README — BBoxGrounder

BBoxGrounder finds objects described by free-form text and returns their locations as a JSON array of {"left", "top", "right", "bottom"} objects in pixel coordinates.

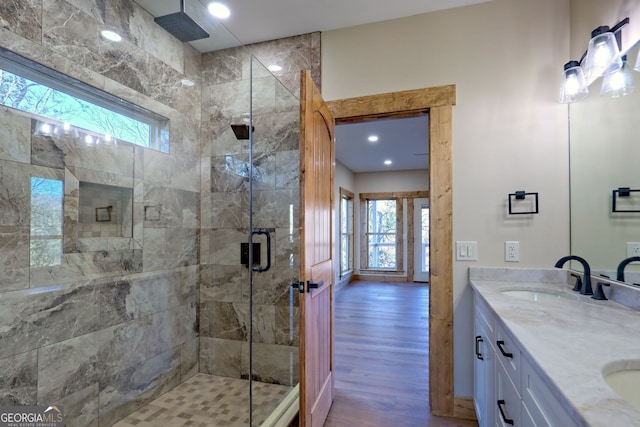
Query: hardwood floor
[{"left": 324, "top": 281, "right": 477, "bottom": 427}]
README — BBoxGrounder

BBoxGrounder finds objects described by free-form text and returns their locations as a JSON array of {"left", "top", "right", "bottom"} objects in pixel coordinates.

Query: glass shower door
[{"left": 248, "top": 54, "right": 300, "bottom": 426}]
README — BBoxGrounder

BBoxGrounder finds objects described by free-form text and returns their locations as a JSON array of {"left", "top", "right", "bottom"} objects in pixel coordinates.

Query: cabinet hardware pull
[
  {"left": 497, "top": 400, "right": 514, "bottom": 425},
  {"left": 497, "top": 340, "right": 513, "bottom": 358},
  {"left": 475, "top": 336, "right": 484, "bottom": 360}
]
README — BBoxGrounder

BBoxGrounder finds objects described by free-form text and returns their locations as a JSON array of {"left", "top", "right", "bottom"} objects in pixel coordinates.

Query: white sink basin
[
  {"left": 501, "top": 289, "right": 572, "bottom": 302},
  {"left": 603, "top": 365, "right": 640, "bottom": 409}
]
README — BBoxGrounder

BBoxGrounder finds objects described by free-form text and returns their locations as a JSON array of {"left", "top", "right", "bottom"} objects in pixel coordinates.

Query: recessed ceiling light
[
  {"left": 101, "top": 30, "right": 122, "bottom": 42},
  {"left": 268, "top": 64, "right": 282, "bottom": 72},
  {"left": 208, "top": 2, "right": 230, "bottom": 19},
  {"left": 384, "top": 160, "right": 392, "bottom": 165},
  {"left": 181, "top": 79, "right": 195, "bottom": 87},
  {"left": 368, "top": 135, "right": 379, "bottom": 142}
]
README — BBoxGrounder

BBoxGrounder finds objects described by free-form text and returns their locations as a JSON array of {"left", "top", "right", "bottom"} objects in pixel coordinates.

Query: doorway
[{"left": 327, "top": 84, "right": 459, "bottom": 417}]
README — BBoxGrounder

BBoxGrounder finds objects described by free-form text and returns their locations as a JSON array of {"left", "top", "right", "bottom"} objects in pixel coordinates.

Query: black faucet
[
  {"left": 616, "top": 256, "right": 640, "bottom": 282},
  {"left": 554, "top": 255, "right": 592, "bottom": 295}
]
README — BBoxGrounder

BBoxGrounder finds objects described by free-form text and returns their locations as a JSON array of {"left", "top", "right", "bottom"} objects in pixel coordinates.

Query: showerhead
[
  {"left": 154, "top": 0, "right": 209, "bottom": 42},
  {"left": 231, "top": 124, "right": 255, "bottom": 140},
  {"left": 155, "top": 13, "right": 209, "bottom": 42}
]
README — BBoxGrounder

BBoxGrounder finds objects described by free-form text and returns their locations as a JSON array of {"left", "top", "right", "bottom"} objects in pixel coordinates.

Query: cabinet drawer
[
  {"left": 495, "top": 320, "right": 521, "bottom": 390},
  {"left": 521, "top": 356, "right": 579, "bottom": 427},
  {"left": 496, "top": 357, "right": 520, "bottom": 427}
]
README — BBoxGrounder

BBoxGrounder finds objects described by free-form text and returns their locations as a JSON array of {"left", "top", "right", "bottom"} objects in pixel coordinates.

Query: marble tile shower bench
[{"left": 0, "top": 268, "right": 197, "bottom": 425}]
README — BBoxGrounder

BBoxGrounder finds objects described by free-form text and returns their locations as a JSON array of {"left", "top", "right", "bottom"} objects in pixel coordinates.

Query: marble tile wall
[
  {"left": 0, "top": 0, "right": 321, "bottom": 424},
  {"left": 0, "top": 1, "right": 201, "bottom": 426},
  {"left": 199, "top": 35, "right": 320, "bottom": 387}
]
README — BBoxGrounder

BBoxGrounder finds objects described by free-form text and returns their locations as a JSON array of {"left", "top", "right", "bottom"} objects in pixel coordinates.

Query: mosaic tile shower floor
[{"left": 113, "top": 374, "right": 291, "bottom": 427}]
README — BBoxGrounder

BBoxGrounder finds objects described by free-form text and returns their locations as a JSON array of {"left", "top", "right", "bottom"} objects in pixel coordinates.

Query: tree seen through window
[{"left": 366, "top": 199, "right": 397, "bottom": 269}]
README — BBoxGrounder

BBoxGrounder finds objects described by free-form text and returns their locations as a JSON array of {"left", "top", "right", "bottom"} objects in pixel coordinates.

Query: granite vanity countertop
[{"left": 469, "top": 267, "right": 640, "bottom": 427}]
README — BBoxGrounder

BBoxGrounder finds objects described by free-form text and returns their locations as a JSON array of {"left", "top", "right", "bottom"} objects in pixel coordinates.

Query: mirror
[{"left": 570, "top": 40, "right": 640, "bottom": 284}]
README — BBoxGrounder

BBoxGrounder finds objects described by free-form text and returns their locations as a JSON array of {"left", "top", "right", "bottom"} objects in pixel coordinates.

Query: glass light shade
[
  {"left": 601, "top": 57, "right": 634, "bottom": 98},
  {"left": 633, "top": 49, "right": 640, "bottom": 72},
  {"left": 583, "top": 27, "right": 622, "bottom": 81},
  {"left": 559, "top": 61, "right": 589, "bottom": 103}
]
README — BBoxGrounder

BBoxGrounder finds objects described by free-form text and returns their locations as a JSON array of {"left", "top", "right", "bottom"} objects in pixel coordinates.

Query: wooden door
[{"left": 299, "top": 70, "right": 335, "bottom": 427}]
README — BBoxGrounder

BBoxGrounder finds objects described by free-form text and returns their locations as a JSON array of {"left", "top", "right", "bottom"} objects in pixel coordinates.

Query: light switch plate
[{"left": 456, "top": 241, "right": 478, "bottom": 261}]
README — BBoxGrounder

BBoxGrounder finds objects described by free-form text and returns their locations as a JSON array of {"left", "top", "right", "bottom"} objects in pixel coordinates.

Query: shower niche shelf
[{"left": 79, "top": 181, "right": 133, "bottom": 239}]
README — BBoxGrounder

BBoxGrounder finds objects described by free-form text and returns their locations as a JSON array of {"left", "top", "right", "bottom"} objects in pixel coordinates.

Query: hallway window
[
  {"left": 364, "top": 197, "right": 399, "bottom": 270},
  {"left": 0, "top": 48, "right": 168, "bottom": 152},
  {"left": 340, "top": 188, "right": 354, "bottom": 277},
  {"left": 30, "top": 177, "right": 63, "bottom": 267}
]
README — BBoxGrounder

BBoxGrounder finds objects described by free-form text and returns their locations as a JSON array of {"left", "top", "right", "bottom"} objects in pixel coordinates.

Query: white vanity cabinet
[
  {"left": 520, "top": 356, "right": 578, "bottom": 427},
  {"left": 474, "top": 294, "right": 495, "bottom": 427},
  {"left": 473, "top": 293, "right": 579, "bottom": 427}
]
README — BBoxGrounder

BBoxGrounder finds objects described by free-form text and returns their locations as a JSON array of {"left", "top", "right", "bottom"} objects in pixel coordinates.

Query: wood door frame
[{"left": 326, "top": 84, "right": 457, "bottom": 418}]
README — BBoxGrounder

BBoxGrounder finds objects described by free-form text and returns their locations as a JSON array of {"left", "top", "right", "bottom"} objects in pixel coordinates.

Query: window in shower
[
  {"left": 0, "top": 48, "right": 168, "bottom": 152},
  {"left": 30, "top": 177, "right": 64, "bottom": 267},
  {"left": 340, "top": 187, "right": 354, "bottom": 277}
]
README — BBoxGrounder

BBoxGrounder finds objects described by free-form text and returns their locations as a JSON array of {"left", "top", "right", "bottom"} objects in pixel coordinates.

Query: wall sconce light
[
  {"left": 559, "top": 60, "right": 589, "bottom": 103},
  {"left": 559, "top": 17, "right": 631, "bottom": 103},
  {"left": 583, "top": 26, "right": 623, "bottom": 81},
  {"left": 601, "top": 55, "right": 635, "bottom": 97}
]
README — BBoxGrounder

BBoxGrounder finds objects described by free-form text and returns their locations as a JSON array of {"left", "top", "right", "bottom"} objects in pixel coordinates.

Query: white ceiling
[
  {"left": 134, "top": 0, "right": 491, "bottom": 51},
  {"left": 335, "top": 116, "right": 429, "bottom": 173},
  {"left": 133, "top": 0, "right": 487, "bottom": 172}
]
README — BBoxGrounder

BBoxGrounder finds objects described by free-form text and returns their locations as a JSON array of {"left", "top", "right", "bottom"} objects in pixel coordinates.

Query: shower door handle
[{"left": 251, "top": 229, "right": 271, "bottom": 272}]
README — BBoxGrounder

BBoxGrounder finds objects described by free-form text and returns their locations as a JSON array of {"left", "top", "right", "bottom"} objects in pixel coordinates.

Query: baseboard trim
[
  {"left": 335, "top": 273, "right": 353, "bottom": 291},
  {"left": 352, "top": 274, "right": 409, "bottom": 283},
  {"left": 453, "top": 396, "right": 477, "bottom": 421}
]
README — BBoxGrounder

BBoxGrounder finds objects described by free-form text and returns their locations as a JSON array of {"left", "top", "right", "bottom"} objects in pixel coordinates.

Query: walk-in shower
[{"left": 0, "top": 1, "right": 316, "bottom": 425}]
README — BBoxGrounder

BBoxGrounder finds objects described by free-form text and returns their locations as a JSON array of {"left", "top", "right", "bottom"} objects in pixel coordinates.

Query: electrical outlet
[
  {"left": 505, "top": 241, "right": 519, "bottom": 262},
  {"left": 627, "top": 242, "right": 640, "bottom": 258}
]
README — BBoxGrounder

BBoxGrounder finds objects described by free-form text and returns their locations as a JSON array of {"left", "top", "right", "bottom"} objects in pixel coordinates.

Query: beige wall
[{"left": 322, "top": 0, "right": 571, "bottom": 396}]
